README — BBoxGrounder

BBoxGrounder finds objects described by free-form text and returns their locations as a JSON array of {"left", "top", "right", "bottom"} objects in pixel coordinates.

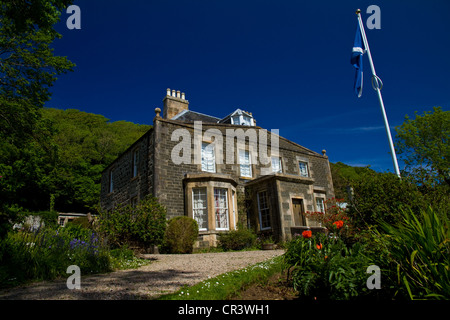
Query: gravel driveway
[{"left": 0, "top": 250, "right": 284, "bottom": 300}]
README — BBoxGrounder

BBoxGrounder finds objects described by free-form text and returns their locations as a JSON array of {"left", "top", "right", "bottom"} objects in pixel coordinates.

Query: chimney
[{"left": 163, "top": 88, "right": 189, "bottom": 119}]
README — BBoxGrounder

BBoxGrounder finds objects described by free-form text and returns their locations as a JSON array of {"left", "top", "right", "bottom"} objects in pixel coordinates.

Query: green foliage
[
  {"left": 109, "top": 247, "right": 149, "bottom": 270},
  {"left": 218, "top": 227, "right": 257, "bottom": 251},
  {"left": 0, "top": 226, "right": 111, "bottom": 288},
  {"left": 377, "top": 206, "right": 449, "bottom": 300},
  {"left": 29, "top": 210, "right": 59, "bottom": 229},
  {"left": 284, "top": 232, "right": 379, "bottom": 300},
  {"left": 0, "top": 0, "right": 75, "bottom": 237},
  {"left": 0, "top": 107, "right": 151, "bottom": 236},
  {"left": 0, "top": 0, "right": 75, "bottom": 146},
  {"left": 395, "top": 106, "right": 450, "bottom": 187},
  {"left": 40, "top": 108, "right": 151, "bottom": 212},
  {"left": 98, "top": 195, "right": 166, "bottom": 250},
  {"left": 330, "top": 162, "right": 371, "bottom": 200},
  {"left": 347, "top": 170, "right": 427, "bottom": 229},
  {"left": 0, "top": 0, "right": 73, "bottom": 33},
  {"left": 68, "top": 216, "right": 92, "bottom": 230},
  {"left": 164, "top": 216, "right": 198, "bottom": 254}
]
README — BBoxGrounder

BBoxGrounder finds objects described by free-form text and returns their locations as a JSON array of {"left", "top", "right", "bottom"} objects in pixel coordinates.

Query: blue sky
[{"left": 46, "top": 0, "right": 450, "bottom": 173}]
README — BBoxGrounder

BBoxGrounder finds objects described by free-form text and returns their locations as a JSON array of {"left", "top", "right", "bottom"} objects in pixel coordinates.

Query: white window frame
[
  {"left": 214, "top": 188, "right": 229, "bottom": 230},
  {"left": 242, "top": 116, "right": 251, "bottom": 126},
  {"left": 299, "top": 161, "right": 309, "bottom": 177},
  {"left": 239, "top": 149, "right": 252, "bottom": 178},
  {"left": 133, "top": 149, "right": 139, "bottom": 178},
  {"left": 316, "top": 197, "right": 325, "bottom": 213},
  {"left": 231, "top": 115, "right": 240, "bottom": 125},
  {"left": 193, "top": 188, "right": 208, "bottom": 231},
  {"left": 109, "top": 170, "right": 114, "bottom": 193},
  {"left": 257, "top": 191, "right": 271, "bottom": 230},
  {"left": 271, "top": 156, "right": 282, "bottom": 173},
  {"left": 201, "top": 142, "right": 216, "bottom": 173}
]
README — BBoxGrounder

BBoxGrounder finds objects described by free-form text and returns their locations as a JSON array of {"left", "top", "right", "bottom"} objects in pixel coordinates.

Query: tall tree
[
  {"left": 395, "top": 107, "right": 450, "bottom": 187},
  {"left": 0, "top": 0, "right": 74, "bottom": 144},
  {"left": 0, "top": 0, "right": 74, "bottom": 237}
]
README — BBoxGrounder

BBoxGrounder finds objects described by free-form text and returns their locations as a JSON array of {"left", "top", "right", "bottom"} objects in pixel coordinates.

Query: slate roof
[{"left": 171, "top": 110, "right": 221, "bottom": 123}]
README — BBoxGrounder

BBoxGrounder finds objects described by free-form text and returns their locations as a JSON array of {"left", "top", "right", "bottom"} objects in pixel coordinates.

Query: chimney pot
[
  {"left": 177, "top": 90, "right": 181, "bottom": 98},
  {"left": 181, "top": 92, "right": 185, "bottom": 100},
  {"left": 166, "top": 88, "right": 171, "bottom": 96},
  {"left": 171, "top": 89, "right": 176, "bottom": 97}
]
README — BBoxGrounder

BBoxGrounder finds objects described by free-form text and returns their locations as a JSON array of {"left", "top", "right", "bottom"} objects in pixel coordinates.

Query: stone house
[{"left": 100, "top": 89, "right": 335, "bottom": 247}]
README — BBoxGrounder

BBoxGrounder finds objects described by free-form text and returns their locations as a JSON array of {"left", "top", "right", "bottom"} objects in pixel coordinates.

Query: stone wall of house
[
  {"left": 100, "top": 116, "right": 335, "bottom": 243},
  {"left": 100, "top": 129, "right": 153, "bottom": 211},
  {"left": 153, "top": 118, "right": 334, "bottom": 220}
]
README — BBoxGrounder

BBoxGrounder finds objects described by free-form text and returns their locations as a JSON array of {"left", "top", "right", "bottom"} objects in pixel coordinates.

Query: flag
[{"left": 351, "top": 21, "right": 365, "bottom": 97}]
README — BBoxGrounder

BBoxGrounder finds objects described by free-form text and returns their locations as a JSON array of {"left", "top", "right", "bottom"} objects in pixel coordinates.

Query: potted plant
[{"left": 261, "top": 236, "right": 275, "bottom": 250}]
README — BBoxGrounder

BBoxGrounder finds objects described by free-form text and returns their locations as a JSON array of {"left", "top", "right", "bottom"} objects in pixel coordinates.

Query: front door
[{"left": 292, "top": 198, "right": 305, "bottom": 226}]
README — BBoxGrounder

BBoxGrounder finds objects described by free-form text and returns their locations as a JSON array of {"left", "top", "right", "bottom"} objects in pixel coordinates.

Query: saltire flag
[{"left": 351, "top": 21, "right": 365, "bottom": 97}]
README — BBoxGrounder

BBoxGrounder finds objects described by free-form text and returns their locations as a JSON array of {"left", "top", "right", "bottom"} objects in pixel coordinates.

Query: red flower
[
  {"left": 316, "top": 243, "right": 322, "bottom": 250},
  {"left": 333, "top": 220, "right": 344, "bottom": 229},
  {"left": 302, "top": 230, "right": 312, "bottom": 238}
]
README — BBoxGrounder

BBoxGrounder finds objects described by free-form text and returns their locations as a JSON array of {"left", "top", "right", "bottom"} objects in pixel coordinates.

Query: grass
[{"left": 157, "top": 255, "right": 284, "bottom": 300}]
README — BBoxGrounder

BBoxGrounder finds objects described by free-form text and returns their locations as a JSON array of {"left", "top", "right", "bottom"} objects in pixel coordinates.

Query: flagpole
[{"left": 356, "top": 9, "right": 401, "bottom": 178}]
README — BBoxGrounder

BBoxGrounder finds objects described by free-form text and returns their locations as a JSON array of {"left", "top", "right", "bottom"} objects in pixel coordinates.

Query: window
[
  {"left": 193, "top": 188, "right": 208, "bottom": 230},
  {"left": 271, "top": 156, "right": 282, "bottom": 173},
  {"left": 131, "top": 196, "right": 138, "bottom": 208},
  {"left": 132, "top": 149, "right": 139, "bottom": 178},
  {"left": 257, "top": 191, "right": 271, "bottom": 230},
  {"left": 299, "top": 161, "right": 309, "bottom": 177},
  {"left": 242, "top": 116, "right": 252, "bottom": 126},
  {"left": 231, "top": 115, "right": 251, "bottom": 126},
  {"left": 109, "top": 170, "right": 114, "bottom": 192},
  {"left": 239, "top": 149, "right": 252, "bottom": 178},
  {"left": 316, "top": 198, "right": 325, "bottom": 213},
  {"left": 214, "top": 188, "right": 229, "bottom": 230},
  {"left": 201, "top": 142, "right": 215, "bottom": 173}
]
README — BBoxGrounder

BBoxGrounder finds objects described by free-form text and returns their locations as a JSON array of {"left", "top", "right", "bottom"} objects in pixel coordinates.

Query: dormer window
[{"left": 223, "top": 109, "right": 255, "bottom": 126}]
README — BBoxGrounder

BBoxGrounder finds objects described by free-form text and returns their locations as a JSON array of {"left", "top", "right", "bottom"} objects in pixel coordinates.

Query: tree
[
  {"left": 0, "top": 0, "right": 75, "bottom": 144},
  {"left": 0, "top": 0, "right": 74, "bottom": 237},
  {"left": 347, "top": 170, "right": 427, "bottom": 229},
  {"left": 395, "top": 107, "right": 449, "bottom": 187}
]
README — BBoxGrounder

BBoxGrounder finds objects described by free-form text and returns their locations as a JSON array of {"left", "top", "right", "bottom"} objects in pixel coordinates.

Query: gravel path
[{"left": 0, "top": 250, "right": 284, "bottom": 300}]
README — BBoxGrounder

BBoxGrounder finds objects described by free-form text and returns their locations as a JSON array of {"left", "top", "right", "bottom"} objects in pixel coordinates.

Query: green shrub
[
  {"left": 98, "top": 195, "right": 166, "bottom": 249},
  {"left": 218, "top": 228, "right": 257, "bottom": 251},
  {"left": 109, "top": 247, "right": 149, "bottom": 270},
  {"left": 164, "top": 216, "right": 198, "bottom": 254},
  {"left": 378, "top": 206, "right": 450, "bottom": 300},
  {"left": 347, "top": 171, "right": 427, "bottom": 229},
  {"left": 284, "top": 233, "right": 377, "bottom": 300},
  {"left": 69, "top": 216, "right": 92, "bottom": 229},
  {"left": 0, "top": 226, "right": 112, "bottom": 288}
]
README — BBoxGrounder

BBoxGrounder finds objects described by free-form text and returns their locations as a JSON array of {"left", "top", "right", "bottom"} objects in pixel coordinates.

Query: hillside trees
[{"left": 40, "top": 108, "right": 151, "bottom": 212}]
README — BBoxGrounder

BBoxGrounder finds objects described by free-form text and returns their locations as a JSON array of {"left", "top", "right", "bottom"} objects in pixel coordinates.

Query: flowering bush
[
  {"left": 283, "top": 212, "right": 385, "bottom": 300},
  {"left": 305, "top": 198, "right": 355, "bottom": 242},
  {"left": 284, "top": 229, "right": 376, "bottom": 300},
  {"left": 0, "top": 225, "right": 111, "bottom": 288}
]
